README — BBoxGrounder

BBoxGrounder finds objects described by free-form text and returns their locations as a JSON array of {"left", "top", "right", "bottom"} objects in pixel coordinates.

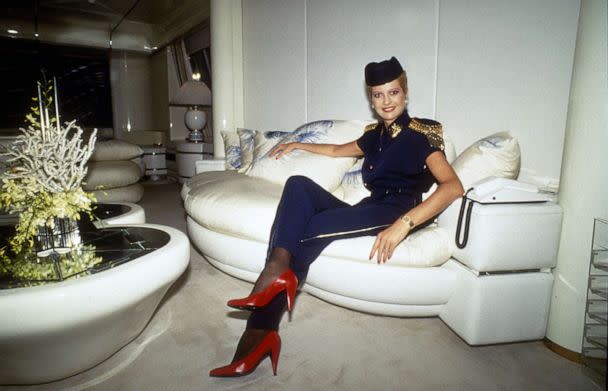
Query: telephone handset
[
  {"left": 455, "top": 177, "right": 550, "bottom": 249},
  {"left": 467, "top": 177, "right": 551, "bottom": 204}
]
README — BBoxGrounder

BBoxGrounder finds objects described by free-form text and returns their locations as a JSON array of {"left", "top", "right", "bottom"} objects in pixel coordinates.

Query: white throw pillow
[
  {"left": 221, "top": 131, "right": 242, "bottom": 170},
  {"left": 84, "top": 160, "right": 143, "bottom": 190},
  {"left": 451, "top": 131, "right": 521, "bottom": 190},
  {"left": 246, "top": 120, "right": 371, "bottom": 191},
  {"left": 90, "top": 139, "right": 143, "bottom": 162},
  {"left": 443, "top": 133, "right": 457, "bottom": 164}
]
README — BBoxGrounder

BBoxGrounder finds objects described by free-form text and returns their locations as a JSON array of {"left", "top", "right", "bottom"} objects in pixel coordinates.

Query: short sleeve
[
  {"left": 418, "top": 136, "right": 444, "bottom": 165},
  {"left": 356, "top": 129, "right": 377, "bottom": 156}
]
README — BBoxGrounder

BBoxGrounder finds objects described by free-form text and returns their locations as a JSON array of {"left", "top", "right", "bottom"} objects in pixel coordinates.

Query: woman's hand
[
  {"left": 369, "top": 219, "right": 411, "bottom": 264},
  {"left": 270, "top": 142, "right": 300, "bottom": 159}
]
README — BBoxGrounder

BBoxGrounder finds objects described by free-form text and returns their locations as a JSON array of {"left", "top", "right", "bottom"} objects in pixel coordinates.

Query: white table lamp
[{"left": 170, "top": 80, "right": 212, "bottom": 143}]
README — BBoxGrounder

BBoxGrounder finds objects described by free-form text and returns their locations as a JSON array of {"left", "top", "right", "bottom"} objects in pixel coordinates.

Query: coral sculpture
[{"left": 0, "top": 76, "right": 99, "bottom": 278}]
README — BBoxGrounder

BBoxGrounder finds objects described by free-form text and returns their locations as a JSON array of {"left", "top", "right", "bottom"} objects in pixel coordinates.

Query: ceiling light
[
  {"left": 7, "top": 29, "right": 19, "bottom": 34},
  {"left": 34, "top": 33, "right": 39, "bottom": 37}
]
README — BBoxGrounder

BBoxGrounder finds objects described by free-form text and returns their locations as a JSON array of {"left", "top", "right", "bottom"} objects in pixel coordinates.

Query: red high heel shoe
[
  {"left": 209, "top": 331, "right": 281, "bottom": 377},
  {"left": 227, "top": 269, "right": 298, "bottom": 312}
]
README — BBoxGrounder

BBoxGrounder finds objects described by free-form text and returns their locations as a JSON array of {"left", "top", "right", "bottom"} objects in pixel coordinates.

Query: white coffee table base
[{"left": 0, "top": 224, "right": 190, "bottom": 385}]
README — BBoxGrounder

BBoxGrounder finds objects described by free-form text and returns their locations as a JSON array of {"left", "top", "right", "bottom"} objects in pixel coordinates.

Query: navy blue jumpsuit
[{"left": 247, "top": 110, "right": 444, "bottom": 330}]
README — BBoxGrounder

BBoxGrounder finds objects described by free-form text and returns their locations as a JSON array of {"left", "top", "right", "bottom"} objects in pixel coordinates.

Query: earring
[{"left": 371, "top": 104, "right": 375, "bottom": 109}]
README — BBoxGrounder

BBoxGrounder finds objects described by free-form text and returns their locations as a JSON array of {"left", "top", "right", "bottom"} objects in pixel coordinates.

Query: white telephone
[{"left": 467, "top": 177, "right": 551, "bottom": 204}]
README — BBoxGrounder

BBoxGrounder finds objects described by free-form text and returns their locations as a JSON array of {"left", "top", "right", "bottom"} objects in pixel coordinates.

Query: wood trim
[{"left": 543, "top": 338, "right": 583, "bottom": 363}]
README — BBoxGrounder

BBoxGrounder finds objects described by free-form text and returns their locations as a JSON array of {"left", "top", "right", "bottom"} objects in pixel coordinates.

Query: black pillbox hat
[{"left": 364, "top": 56, "right": 404, "bottom": 86}]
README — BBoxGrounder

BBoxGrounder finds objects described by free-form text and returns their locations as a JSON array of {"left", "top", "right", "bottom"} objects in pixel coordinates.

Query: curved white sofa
[
  {"left": 183, "top": 122, "right": 563, "bottom": 346},
  {"left": 183, "top": 162, "right": 562, "bottom": 346}
]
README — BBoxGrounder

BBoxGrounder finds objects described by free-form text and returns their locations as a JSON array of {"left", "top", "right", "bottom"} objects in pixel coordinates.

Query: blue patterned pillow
[
  {"left": 238, "top": 128, "right": 290, "bottom": 173},
  {"left": 221, "top": 131, "right": 242, "bottom": 170},
  {"left": 246, "top": 120, "right": 371, "bottom": 191}
]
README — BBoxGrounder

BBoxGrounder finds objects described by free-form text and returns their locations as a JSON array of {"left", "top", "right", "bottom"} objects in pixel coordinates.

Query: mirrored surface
[{"left": 0, "top": 209, "right": 169, "bottom": 289}]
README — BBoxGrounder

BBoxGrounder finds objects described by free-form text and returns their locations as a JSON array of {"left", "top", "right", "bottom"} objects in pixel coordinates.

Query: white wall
[
  {"left": 242, "top": 0, "right": 307, "bottom": 130},
  {"left": 306, "top": 0, "right": 437, "bottom": 121},
  {"left": 241, "top": 0, "right": 580, "bottom": 186},
  {"left": 436, "top": 0, "right": 579, "bottom": 185},
  {"left": 546, "top": 0, "right": 608, "bottom": 353}
]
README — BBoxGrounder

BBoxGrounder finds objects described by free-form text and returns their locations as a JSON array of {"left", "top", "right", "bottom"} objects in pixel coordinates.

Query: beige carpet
[{"left": 4, "top": 182, "right": 602, "bottom": 391}]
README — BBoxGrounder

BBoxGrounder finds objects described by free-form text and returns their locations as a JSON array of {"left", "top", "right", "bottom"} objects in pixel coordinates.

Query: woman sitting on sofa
[{"left": 210, "top": 56, "right": 464, "bottom": 377}]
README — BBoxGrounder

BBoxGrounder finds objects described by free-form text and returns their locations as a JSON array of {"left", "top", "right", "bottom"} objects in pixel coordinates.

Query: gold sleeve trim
[
  {"left": 364, "top": 122, "right": 378, "bottom": 132},
  {"left": 409, "top": 118, "right": 445, "bottom": 151}
]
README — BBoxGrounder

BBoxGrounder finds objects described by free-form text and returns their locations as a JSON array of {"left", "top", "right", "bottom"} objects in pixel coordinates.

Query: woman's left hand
[{"left": 369, "top": 220, "right": 411, "bottom": 264}]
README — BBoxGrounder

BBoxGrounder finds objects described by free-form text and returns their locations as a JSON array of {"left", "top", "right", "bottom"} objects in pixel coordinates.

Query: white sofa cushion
[
  {"left": 451, "top": 132, "right": 520, "bottom": 190},
  {"left": 246, "top": 120, "right": 372, "bottom": 191},
  {"left": 84, "top": 160, "right": 142, "bottom": 190},
  {"left": 185, "top": 172, "right": 282, "bottom": 242},
  {"left": 184, "top": 172, "right": 452, "bottom": 267},
  {"left": 90, "top": 139, "right": 143, "bottom": 162}
]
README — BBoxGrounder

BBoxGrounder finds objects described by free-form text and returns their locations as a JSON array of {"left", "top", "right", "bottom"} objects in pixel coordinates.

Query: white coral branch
[{"left": 1, "top": 120, "right": 97, "bottom": 193}]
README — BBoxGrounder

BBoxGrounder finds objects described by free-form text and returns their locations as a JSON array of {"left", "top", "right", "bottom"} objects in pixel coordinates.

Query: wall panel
[
  {"left": 242, "top": 0, "right": 307, "bottom": 130},
  {"left": 306, "top": 0, "right": 437, "bottom": 121},
  {"left": 436, "top": 0, "right": 580, "bottom": 183}
]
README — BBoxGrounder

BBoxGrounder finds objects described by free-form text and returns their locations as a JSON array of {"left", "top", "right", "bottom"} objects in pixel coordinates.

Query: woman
[{"left": 209, "top": 56, "right": 464, "bottom": 377}]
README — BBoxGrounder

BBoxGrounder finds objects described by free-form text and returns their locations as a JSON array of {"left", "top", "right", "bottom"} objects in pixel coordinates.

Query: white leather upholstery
[{"left": 184, "top": 172, "right": 452, "bottom": 267}]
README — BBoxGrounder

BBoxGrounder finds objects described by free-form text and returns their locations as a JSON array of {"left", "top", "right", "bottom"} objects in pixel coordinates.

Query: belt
[{"left": 370, "top": 187, "right": 417, "bottom": 197}]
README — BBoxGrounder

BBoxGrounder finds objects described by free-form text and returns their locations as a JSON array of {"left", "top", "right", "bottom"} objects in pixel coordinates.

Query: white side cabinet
[{"left": 175, "top": 141, "right": 213, "bottom": 184}]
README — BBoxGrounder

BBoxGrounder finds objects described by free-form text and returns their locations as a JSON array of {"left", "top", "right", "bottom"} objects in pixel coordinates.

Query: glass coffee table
[{"left": 0, "top": 204, "right": 190, "bottom": 385}]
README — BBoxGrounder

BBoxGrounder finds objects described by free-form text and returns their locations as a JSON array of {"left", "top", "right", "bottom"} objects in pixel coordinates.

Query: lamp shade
[{"left": 170, "top": 80, "right": 212, "bottom": 107}]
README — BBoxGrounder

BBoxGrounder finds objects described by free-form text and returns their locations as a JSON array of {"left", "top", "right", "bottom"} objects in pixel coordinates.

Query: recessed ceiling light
[{"left": 7, "top": 29, "right": 19, "bottom": 34}]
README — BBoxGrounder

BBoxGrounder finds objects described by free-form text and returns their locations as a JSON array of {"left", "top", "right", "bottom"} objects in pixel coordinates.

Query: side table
[
  {"left": 141, "top": 145, "right": 167, "bottom": 181},
  {"left": 176, "top": 141, "right": 213, "bottom": 184}
]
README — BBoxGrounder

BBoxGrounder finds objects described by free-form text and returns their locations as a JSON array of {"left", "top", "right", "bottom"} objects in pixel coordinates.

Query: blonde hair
[{"left": 367, "top": 71, "right": 408, "bottom": 98}]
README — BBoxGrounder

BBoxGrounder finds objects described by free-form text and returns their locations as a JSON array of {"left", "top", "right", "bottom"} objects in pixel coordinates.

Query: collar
[{"left": 383, "top": 110, "right": 411, "bottom": 138}]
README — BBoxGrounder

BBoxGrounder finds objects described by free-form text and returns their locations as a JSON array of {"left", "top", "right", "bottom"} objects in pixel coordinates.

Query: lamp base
[{"left": 187, "top": 130, "right": 204, "bottom": 143}]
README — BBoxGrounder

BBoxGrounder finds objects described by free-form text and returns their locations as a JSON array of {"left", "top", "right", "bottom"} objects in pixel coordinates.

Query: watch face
[{"left": 401, "top": 215, "right": 414, "bottom": 228}]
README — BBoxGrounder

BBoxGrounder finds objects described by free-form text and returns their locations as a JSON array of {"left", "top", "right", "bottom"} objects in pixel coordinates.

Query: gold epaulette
[
  {"left": 364, "top": 122, "right": 378, "bottom": 132},
  {"left": 409, "top": 118, "right": 444, "bottom": 151}
]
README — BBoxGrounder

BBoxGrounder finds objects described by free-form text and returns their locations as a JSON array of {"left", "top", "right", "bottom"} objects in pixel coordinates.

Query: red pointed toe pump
[
  {"left": 227, "top": 269, "right": 298, "bottom": 312},
  {"left": 209, "top": 331, "right": 281, "bottom": 377}
]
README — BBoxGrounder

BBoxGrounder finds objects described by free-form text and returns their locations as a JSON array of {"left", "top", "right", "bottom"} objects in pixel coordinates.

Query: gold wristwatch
[{"left": 399, "top": 215, "right": 415, "bottom": 229}]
